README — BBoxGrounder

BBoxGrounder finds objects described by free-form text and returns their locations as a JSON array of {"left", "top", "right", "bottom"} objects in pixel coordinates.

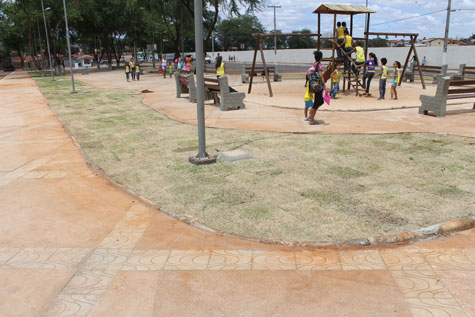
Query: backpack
[{"left": 308, "top": 62, "right": 323, "bottom": 93}]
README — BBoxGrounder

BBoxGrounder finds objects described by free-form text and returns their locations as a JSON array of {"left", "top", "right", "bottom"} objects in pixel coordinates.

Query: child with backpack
[{"left": 306, "top": 50, "right": 325, "bottom": 125}]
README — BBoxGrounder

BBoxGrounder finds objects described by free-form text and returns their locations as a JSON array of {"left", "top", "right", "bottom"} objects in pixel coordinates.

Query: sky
[{"left": 232, "top": 0, "right": 475, "bottom": 40}]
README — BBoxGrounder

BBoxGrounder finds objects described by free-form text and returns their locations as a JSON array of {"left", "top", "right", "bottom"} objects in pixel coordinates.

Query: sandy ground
[{"left": 77, "top": 70, "right": 475, "bottom": 137}]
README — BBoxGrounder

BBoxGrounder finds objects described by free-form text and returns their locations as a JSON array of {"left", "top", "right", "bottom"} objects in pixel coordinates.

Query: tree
[
  {"left": 216, "top": 15, "right": 265, "bottom": 50},
  {"left": 263, "top": 30, "right": 288, "bottom": 50},
  {"left": 287, "top": 29, "right": 317, "bottom": 49},
  {"left": 368, "top": 37, "right": 388, "bottom": 47},
  {"left": 0, "top": 1, "right": 28, "bottom": 66}
]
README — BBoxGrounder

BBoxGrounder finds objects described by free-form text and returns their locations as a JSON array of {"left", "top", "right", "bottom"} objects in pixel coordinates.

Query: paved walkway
[{"left": 1, "top": 71, "right": 475, "bottom": 316}]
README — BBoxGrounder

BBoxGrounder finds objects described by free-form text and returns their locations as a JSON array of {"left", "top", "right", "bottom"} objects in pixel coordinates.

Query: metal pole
[
  {"left": 267, "top": 5, "right": 281, "bottom": 66},
  {"left": 442, "top": 0, "right": 452, "bottom": 66},
  {"left": 41, "top": 0, "right": 55, "bottom": 81},
  {"left": 36, "top": 17, "right": 45, "bottom": 77},
  {"left": 189, "top": 0, "right": 215, "bottom": 165},
  {"left": 62, "top": 0, "right": 76, "bottom": 93},
  {"left": 152, "top": 26, "right": 156, "bottom": 69}
]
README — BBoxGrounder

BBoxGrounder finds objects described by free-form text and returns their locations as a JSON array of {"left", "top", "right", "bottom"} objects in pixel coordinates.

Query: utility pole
[
  {"left": 189, "top": 0, "right": 216, "bottom": 165},
  {"left": 442, "top": 0, "right": 453, "bottom": 66},
  {"left": 41, "top": 0, "right": 54, "bottom": 81},
  {"left": 62, "top": 0, "right": 76, "bottom": 93},
  {"left": 267, "top": 4, "right": 281, "bottom": 65}
]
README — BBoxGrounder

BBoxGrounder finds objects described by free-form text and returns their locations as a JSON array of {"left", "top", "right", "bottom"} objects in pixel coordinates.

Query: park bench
[
  {"left": 204, "top": 76, "right": 245, "bottom": 111},
  {"left": 175, "top": 72, "right": 197, "bottom": 102},
  {"left": 241, "top": 65, "right": 281, "bottom": 83},
  {"left": 419, "top": 65, "right": 448, "bottom": 83},
  {"left": 419, "top": 76, "right": 475, "bottom": 117},
  {"left": 459, "top": 65, "right": 475, "bottom": 80}
]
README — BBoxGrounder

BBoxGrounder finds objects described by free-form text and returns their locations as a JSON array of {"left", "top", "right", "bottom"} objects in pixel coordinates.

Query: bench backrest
[
  {"left": 448, "top": 79, "right": 475, "bottom": 95},
  {"left": 244, "top": 66, "right": 275, "bottom": 73},
  {"left": 463, "top": 66, "right": 475, "bottom": 76},
  {"left": 204, "top": 77, "right": 220, "bottom": 91},
  {"left": 433, "top": 76, "right": 452, "bottom": 98}
]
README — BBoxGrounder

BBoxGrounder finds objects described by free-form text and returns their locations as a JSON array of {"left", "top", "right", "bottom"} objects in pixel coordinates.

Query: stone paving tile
[
  {"left": 338, "top": 250, "right": 387, "bottom": 270},
  {"left": 121, "top": 249, "right": 170, "bottom": 271},
  {"left": 380, "top": 249, "right": 433, "bottom": 272},
  {"left": 208, "top": 250, "right": 253, "bottom": 270},
  {"left": 295, "top": 250, "right": 342, "bottom": 271},
  {"left": 390, "top": 270, "right": 453, "bottom": 299},
  {"left": 6, "top": 248, "right": 56, "bottom": 268},
  {"left": 461, "top": 248, "right": 475, "bottom": 265},
  {"left": 252, "top": 250, "right": 296, "bottom": 270},
  {"left": 45, "top": 294, "right": 98, "bottom": 317},
  {"left": 163, "top": 250, "right": 211, "bottom": 270},
  {"left": 61, "top": 270, "right": 116, "bottom": 295},
  {"left": 44, "top": 248, "right": 91, "bottom": 269},
  {"left": 406, "top": 298, "right": 466, "bottom": 317},
  {"left": 81, "top": 248, "right": 132, "bottom": 271},
  {"left": 437, "top": 270, "right": 475, "bottom": 316},
  {"left": 0, "top": 247, "right": 21, "bottom": 264},
  {"left": 419, "top": 248, "right": 475, "bottom": 271}
]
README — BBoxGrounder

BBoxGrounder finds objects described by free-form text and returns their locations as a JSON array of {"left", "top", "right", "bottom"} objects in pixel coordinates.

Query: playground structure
[{"left": 248, "top": 4, "right": 426, "bottom": 97}]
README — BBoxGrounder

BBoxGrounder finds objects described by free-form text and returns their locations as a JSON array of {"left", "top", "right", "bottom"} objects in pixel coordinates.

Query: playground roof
[{"left": 313, "top": 4, "right": 375, "bottom": 15}]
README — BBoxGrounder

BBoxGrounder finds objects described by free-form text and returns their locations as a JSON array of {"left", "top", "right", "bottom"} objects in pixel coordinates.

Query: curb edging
[{"left": 34, "top": 74, "right": 475, "bottom": 249}]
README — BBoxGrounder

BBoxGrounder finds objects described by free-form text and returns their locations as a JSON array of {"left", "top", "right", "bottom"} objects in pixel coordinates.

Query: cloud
[{"left": 230, "top": 0, "right": 474, "bottom": 39}]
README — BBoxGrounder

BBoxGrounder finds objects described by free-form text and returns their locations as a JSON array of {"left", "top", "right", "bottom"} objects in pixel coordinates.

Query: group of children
[
  {"left": 160, "top": 55, "right": 193, "bottom": 78},
  {"left": 304, "top": 48, "right": 402, "bottom": 124},
  {"left": 124, "top": 58, "right": 141, "bottom": 82}
]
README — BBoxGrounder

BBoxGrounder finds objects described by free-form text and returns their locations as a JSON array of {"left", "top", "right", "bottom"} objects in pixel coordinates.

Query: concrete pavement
[{"left": 1, "top": 71, "right": 475, "bottom": 316}]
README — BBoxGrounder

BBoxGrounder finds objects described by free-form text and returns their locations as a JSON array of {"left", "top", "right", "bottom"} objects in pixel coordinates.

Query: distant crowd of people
[{"left": 124, "top": 58, "right": 140, "bottom": 82}]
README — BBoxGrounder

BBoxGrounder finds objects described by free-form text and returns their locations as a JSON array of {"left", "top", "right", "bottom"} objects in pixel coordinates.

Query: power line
[{"left": 369, "top": 9, "right": 446, "bottom": 27}]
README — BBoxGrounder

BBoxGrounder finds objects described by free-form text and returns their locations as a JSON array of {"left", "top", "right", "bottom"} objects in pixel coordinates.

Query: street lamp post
[
  {"left": 36, "top": 17, "right": 45, "bottom": 77},
  {"left": 41, "top": 0, "right": 55, "bottom": 81},
  {"left": 62, "top": 0, "right": 76, "bottom": 93},
  {"left": 189, "top": 0, "right": 216, "bottom": 165},
  {"left": 442, "top": 0, "right": 453, "bottom": 66},
  {"left": 268, "top": 5, "right": 281, "bottom": 66}
]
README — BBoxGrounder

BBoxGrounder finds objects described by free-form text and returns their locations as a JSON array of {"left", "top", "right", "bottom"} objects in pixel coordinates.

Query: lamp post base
[{"left": 188, "top": 154, "right": 217, "bottom": 165}]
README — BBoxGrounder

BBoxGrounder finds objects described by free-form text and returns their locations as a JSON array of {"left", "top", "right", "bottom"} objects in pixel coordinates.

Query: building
[{"left": 426, "top": 38, "right": 467, "bottom": 47}]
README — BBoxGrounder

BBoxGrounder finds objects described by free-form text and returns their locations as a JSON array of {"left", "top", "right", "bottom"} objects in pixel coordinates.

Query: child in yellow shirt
[
  {"left": 304, "top": 74, "right": 314, "bottom": 121},
  {"left": 377, "top": 57, "right": 388, "bottom": 100},
  {"left": 330, "top": 65, "right": 341, "bottom": 99}
]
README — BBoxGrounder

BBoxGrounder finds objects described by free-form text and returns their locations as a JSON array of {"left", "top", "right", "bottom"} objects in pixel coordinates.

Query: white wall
[{"left": 203, "top": 46, "right": 475, "bottom": 68}]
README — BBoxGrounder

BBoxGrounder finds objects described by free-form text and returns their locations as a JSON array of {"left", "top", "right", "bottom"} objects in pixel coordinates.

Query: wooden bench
[
  {"left": 204, "top": 76, "right": 245, "bottom": 111},
  {"left": 419, "top": 76, "right": 475, "bottom": 117},
  {"left": 459, "top": 65, "right": 475, "bottom": 80},
  {"left": 419, "top": 65, "right": 448, "bottom": 83},
  {"left": 241, "top": 65, "right": 281, "bottom": 83},
  {"left": 175, "top": 72, "right": 197, "bottom": 102},
  {"left": 447, "top": 64, "right": 465, "bottom": 80}
]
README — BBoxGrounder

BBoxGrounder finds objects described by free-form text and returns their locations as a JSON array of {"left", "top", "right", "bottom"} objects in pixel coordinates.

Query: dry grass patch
[{"left": 34, "top": 74, "right": 475, "bottom": 242}]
